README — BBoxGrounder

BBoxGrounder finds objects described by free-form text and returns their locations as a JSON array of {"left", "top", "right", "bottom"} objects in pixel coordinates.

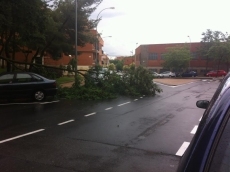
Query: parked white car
[
  {"left": 160, "top": 71, "right": 176, "bottom": 77},
  {"left": 152, "top": 72, "right": 164, "bottom": 78}
]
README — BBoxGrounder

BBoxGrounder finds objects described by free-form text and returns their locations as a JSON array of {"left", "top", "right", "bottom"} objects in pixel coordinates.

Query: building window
[
  {"left": 149, "top": 53, "right": 158, "bottom": 60},
  {"left": 160, "top": 53, "right": 166, "bottom": 60},
  {"left": 191, "top": 52, "right": 198, "bottom": 60}
]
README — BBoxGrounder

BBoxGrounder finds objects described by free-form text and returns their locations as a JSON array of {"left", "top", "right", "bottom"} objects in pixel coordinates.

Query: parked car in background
[
  {"left": 0, "top": 72, "right": 57, "bottom": 101},
  {"left": 160, "top": 71, "right": 175, "bottom": 77},
  {"left": 177, "top": 72, "right": 230, "bottom": 172},
  {"left": 152, "top": 72, "right": 164, "bottom": 78},
  {"left": 206, "top": 70, "right": 227, "bottom": 77},
  {"left": 181, "top": 71, "right": 197, "bottom": 77}
]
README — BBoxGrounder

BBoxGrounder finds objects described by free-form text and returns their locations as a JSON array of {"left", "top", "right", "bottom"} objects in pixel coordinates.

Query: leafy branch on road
[{"left": 58, "top": 65, "right": 163, "bottom": 100}]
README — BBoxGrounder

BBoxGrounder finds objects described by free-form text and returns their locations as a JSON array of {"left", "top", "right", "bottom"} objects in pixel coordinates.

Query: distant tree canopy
[
  {"left": 109, "top": 59, "right": 124, "bottom": 71},
  {"left": 198, "top": 29, "right": 230, "bottom": 71},
  {"left": 162, "top": 46, "right": 191, "bottom": 72},
  {"left": 0, "top": 0, "right": 102, "bottom": 72},
  {"left": 108, "top": 63, "right": 116, "bottom": 71}
]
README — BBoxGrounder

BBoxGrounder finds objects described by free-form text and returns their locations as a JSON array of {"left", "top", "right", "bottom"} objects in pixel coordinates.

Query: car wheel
[{"left": 34, "top": 90, "right": 45, "bottom": 101}]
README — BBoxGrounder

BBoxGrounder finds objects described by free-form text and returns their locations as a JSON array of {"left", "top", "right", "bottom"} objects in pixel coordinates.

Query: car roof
[
  {"left": 0, "top": 72, "right": 50, "bottom": 80},
  {"left": 1, "top": 71, "right": 36, "bottom": 75},
  {"left": 177, "top": 71, "right": 230, "bottom": 171}
]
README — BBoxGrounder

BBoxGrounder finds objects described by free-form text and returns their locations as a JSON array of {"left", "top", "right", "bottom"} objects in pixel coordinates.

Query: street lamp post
[
  {"left": 188, "top": 36, "right": 191, "bottom": 70},
  {"left": 95, "top": 7, "right": 115, "bottom": 65},
  {"left": 75, "top": 0, "right": 78, "bottom": 85}
]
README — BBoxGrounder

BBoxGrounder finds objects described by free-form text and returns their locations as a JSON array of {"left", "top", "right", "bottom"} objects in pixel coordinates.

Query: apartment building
[{"left": 0, "top": 30, "right": 109, "bottom": 71}]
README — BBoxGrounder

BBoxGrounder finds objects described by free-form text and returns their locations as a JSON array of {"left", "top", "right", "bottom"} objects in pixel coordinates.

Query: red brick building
[
  {"left": 115, "top": 56, "right": 135, "bottom": 66},
  {"left": 0, "top": 30, "right": 109, "bottom": 72},
  {"left": 44, "top": 30, "right": 107, "bottom": 71},
  {"left": 135, "top": 42, "right": 228, "bottom": 74}
]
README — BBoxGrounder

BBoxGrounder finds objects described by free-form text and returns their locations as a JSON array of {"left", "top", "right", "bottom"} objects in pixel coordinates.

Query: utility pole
[{"left": 75, "top": 0, "right": 78, "bottom": 85}]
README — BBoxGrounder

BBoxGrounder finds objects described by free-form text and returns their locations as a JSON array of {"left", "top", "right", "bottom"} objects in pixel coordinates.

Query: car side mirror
[{"left": 196, "top": 100, "right": 210, "bottom": 109}]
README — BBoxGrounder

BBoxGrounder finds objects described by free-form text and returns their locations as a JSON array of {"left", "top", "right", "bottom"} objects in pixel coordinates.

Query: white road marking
[
  {"left": 190, "top": 125, "right": 198, "bottom": 134},
  {"left": 58, "top": 119, "right": 75, "bottom": 125},
  {"left": 0, "top": 129, "right": 45, "bottom": 144},
  {"left": 176, "top": 142, "right": 190, "bottom": 156},
  {"left": 40, "top": 100, "right": 60, "bottom": 104},
  {"left": 118, "top": 102, "right": 130, "bottom": 106},
  {"left": 199, "top": 116, "right": 202, "bottom": 121},
  {"left": 105, "top": 107, "right": 113, "bottom": 110},
  {"left": 134, "top": 99, "right": 138, "bottom": 101},
  {"left": 85, "top": 112, "right": 96, "bottom": 117},
  {"left": 202, "top": 80, "right": 207, "bottom": 82},
  {"left": 140, "top": 97, "right": 143, "bottom": 98}
]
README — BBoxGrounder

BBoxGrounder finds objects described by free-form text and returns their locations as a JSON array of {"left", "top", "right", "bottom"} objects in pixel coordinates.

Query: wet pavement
[{"left": 0, "top": 79, "right": 220, "bottom": 172}]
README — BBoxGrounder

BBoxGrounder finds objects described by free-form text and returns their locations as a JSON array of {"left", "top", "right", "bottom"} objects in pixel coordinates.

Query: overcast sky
[{"left": 90, "top": 0, "right": 230, "bottom": 58}]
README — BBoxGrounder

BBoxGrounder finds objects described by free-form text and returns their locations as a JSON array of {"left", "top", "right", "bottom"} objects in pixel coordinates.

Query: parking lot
[{"left": 153, "top": 78, "right": 198, "bottom": 86}]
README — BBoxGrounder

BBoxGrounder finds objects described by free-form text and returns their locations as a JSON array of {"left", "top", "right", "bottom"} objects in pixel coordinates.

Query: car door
[
  {"left": 212, "top": 71, "right": 218, "bottom": 77},
  {"left": 13, "top": 73, "right": 35, "bottom": 98},
  {"left": 204, "top": 106, "right": 230, "bottom": 172},
  {"left": 190, "top": 71, "right": 196, "bottom": 77},
  {"left": 182, "top": 72, "right": 189, "bottom": 77},
  {"left": 217, "top": 70, "right": 225, "bottom": 77},
  {"left": 0, "top": 73, "right": 15, "bottom": 99}
]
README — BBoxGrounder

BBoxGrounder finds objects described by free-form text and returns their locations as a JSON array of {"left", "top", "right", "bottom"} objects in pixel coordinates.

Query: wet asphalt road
[{"left": 0, "top": 79, "right": 220, "bottom": 172}]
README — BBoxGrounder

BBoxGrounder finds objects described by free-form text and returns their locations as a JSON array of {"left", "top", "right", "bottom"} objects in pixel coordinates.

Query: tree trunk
[
  {"left": 4, "top": 32, "right": 13, "bottom": 72},
  {"left": 25, "top": 53, "right": 29, "bottom": 71},
  {"left": 29, "top": 48, "right": 40, "bottom": 71},
  {"left": 12, "top": 33, "right": 16, "bottom": 71},
  {"left": 205, "top": 57, "right": 209, "bottom": 72},
  {"left": 1, "top": 59, "right": 4, "bottom": 68}
]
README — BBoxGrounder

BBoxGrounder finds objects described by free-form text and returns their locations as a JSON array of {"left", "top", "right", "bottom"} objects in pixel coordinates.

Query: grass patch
[{"left": 56, "top": 76, "right": 75, "bottom": 85}]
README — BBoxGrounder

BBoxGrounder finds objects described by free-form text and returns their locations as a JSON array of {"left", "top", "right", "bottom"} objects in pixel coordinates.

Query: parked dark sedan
[
  {"left": 0, "top": 72, "right": 57, "bottom": 101},
  {"left": 177, "top": 72, "right": 230, "bottom": 172},
  {"left": 181, "top": 71, "right": 197, "bottom": 77}
]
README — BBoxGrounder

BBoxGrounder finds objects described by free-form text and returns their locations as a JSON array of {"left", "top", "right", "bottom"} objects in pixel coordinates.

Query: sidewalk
[
  {"left": 60, "top": 82, "right": 74, "bottom": 88},
  {"left": 154, "top": 77, "right": 222, "bottom": 86}
]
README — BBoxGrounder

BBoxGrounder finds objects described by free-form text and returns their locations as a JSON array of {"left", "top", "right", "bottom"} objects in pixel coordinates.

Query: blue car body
[
  {"left": 177, "top": 72, "right": 230, "bottom": 171},
  {"left": 181, "top": 71, "right": 197, "bottom": 77}
]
